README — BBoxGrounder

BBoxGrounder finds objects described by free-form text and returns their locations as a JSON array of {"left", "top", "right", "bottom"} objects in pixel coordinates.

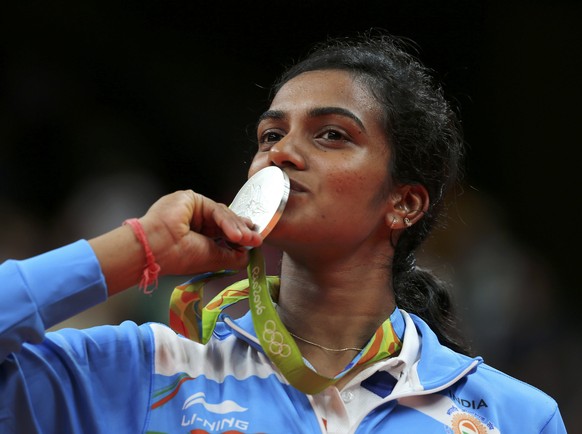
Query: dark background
[{"left": 1, "top": 1, "right": 580, "bottom": 430}]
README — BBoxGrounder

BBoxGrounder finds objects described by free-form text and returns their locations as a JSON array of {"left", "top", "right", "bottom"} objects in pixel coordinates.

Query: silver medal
[{"left": 229, "top": 166, "right": 290, "bottom": 239}]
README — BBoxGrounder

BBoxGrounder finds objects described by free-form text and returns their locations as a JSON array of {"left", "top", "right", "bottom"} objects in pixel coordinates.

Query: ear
[{"left": 385, "top": 183, "right": 430, "bottom": 230}]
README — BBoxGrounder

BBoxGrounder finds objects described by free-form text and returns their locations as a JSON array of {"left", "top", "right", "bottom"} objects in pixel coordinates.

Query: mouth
[{"left": 288, "top": 178, "right": 308, "bottom": 193}]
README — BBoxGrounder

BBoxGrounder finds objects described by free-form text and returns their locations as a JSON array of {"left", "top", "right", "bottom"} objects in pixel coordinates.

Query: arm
[
  {"left": 0, "top": 189, "right": 262, "bottom": 432},
  {"left": 0, "top": 189, "right": 262, "bottom": 360}
]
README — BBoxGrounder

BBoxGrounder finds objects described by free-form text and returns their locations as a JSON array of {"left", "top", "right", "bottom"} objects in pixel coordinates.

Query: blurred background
[{"left": 1, "top": 0, "right": 580, "bottom": 430}]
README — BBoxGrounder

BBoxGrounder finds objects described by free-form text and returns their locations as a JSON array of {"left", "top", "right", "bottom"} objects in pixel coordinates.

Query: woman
[{"left": 0, "top": 32, "right": 566, "bottom": 433}]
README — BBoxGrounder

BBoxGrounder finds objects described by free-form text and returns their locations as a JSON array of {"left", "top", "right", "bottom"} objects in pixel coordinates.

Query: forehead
[{"left": 270, "top": 70, "right": 382, "bottom": 116}]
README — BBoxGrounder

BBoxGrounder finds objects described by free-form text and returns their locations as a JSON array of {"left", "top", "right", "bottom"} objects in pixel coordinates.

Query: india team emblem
[{"left": 452, "top": 413, "right": 488, "bottom": 434}]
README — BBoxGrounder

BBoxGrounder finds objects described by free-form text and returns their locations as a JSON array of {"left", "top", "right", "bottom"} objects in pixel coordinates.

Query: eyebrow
[{"left": 257, "top": 106, "right": 366, "bottom": 131}]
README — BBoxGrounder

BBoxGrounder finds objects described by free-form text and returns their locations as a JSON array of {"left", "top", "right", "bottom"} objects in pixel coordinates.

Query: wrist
[
  {"left": 89, "top": 225, "right": 144, "bottom": 296},
  {"left": 123, "top": 218, "right": 161, "bottom": 293}
]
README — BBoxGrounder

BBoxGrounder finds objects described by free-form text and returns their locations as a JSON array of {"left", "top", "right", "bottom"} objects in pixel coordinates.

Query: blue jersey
[{"left": 0, "top": 241, "right": 567, "bottom": 433}]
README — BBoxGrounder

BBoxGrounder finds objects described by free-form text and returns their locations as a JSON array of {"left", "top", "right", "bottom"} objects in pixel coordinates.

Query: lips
[{"left": 288, "top": 178, "right": 308, "bottom": 193}]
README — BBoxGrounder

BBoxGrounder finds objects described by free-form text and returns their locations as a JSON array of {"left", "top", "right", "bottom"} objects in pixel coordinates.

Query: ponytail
[{"left": 393, "top": 256, "right": 471, "bottom": 356}]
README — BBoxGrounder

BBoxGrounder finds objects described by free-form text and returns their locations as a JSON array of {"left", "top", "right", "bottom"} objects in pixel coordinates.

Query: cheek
[
  {"left": 248, "top": 154, "right": 268, "bottom": 178},
  {"left": 330, "top": 166, "right": 390, "bottom": 209},
  {"left": 330, "top": 170, "right": 372, "bottom": 196}
]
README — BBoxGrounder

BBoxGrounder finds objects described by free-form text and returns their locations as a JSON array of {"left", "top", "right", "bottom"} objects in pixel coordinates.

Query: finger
[
  {"left": 191, "top": 233, "right": 251, "bottom": 271},
  {"left": 210, "top": 204, "right": 262, "bottom": 248}
]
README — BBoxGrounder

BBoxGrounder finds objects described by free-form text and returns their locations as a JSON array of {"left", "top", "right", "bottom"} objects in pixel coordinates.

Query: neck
[{"left": 276, "top": 251, "right": 396, "bottom": 353}]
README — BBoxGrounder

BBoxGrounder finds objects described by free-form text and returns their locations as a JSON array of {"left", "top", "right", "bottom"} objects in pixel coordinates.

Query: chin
[{"left": 263, "top": 227, "right": 299, "bottom": 253}]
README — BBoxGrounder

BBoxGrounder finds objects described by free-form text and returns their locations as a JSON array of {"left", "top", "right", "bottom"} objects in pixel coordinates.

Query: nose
[{"left": 268, "top": 135, "right": 306, "bottom": 170}]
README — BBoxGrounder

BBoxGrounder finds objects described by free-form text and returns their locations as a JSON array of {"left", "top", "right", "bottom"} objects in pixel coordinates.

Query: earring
[{"left": 404, "top": 217, "right": 411, "bottom": 227}]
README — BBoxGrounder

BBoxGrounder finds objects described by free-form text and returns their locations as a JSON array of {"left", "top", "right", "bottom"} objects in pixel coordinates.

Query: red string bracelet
[{"left": 123, "top": 218, "right": 161, "bottom": 294}]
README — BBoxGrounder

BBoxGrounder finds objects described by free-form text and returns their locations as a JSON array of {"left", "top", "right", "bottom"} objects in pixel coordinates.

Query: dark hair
[{"left": 270, "top": 30, "right": 470, "bottom": 355}]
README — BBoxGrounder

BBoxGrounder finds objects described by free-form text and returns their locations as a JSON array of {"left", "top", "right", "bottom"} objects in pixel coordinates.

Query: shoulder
[
  {"left": 472, "top": 362, "right": 559, "bottom": 408},
  {"left": 455, "top": 362, "right": 566, "bottom": 433},
  {"left": 408, "top": 313, "right": 561, "bottom": 416}
]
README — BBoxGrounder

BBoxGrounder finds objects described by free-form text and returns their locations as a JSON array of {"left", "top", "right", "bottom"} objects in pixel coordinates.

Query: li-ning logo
[
  {"left": 181, "top": 392, "right": 249, "bottom": 431},
  {"left": 250, "top": 266, "right": 265, "bottom": 315},
  {"left": 183, "top": 392, "right": 247, "bottom": 414},
  {"left": 262, "top": 319, "right": 291, "bottom": 357}
]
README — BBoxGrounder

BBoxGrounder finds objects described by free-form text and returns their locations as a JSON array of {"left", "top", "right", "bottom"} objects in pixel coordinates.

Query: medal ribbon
[{"left": 169, "top": 248, "right": 402, "bottom": 394}]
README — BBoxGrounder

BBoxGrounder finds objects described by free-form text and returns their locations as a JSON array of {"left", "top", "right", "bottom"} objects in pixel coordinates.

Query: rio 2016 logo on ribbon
[
  {"left": 250, "top": 266, "right": 265, "bottom": 315},
  {"left": 262, "top": 320, "right": 291, "bottom": 357}
]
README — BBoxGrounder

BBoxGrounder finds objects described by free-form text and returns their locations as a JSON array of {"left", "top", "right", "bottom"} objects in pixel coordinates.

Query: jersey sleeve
[{"left": 0, "top": 239, "right": 107, "bottom": 363}]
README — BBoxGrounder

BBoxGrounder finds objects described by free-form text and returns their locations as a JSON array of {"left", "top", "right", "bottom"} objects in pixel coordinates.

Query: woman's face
[{"left": 249, "top": 69, "right": 396, "bottom": 257}]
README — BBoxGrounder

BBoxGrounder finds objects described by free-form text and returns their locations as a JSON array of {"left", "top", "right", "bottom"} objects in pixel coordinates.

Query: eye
[
  {"left": 321, "top": 129, "right": 345, "bottom": 141},
  {"left": 317, "top": 128, "right": 351, "bottom": 147},
  {"left": 258, "top": 130, "right": 284, "bottom": 151}
]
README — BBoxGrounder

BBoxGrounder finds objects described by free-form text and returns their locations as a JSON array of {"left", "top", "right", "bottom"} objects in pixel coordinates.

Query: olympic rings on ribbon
[{"left": 262, "top": 320, "right": 291, "bottom": 358}]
